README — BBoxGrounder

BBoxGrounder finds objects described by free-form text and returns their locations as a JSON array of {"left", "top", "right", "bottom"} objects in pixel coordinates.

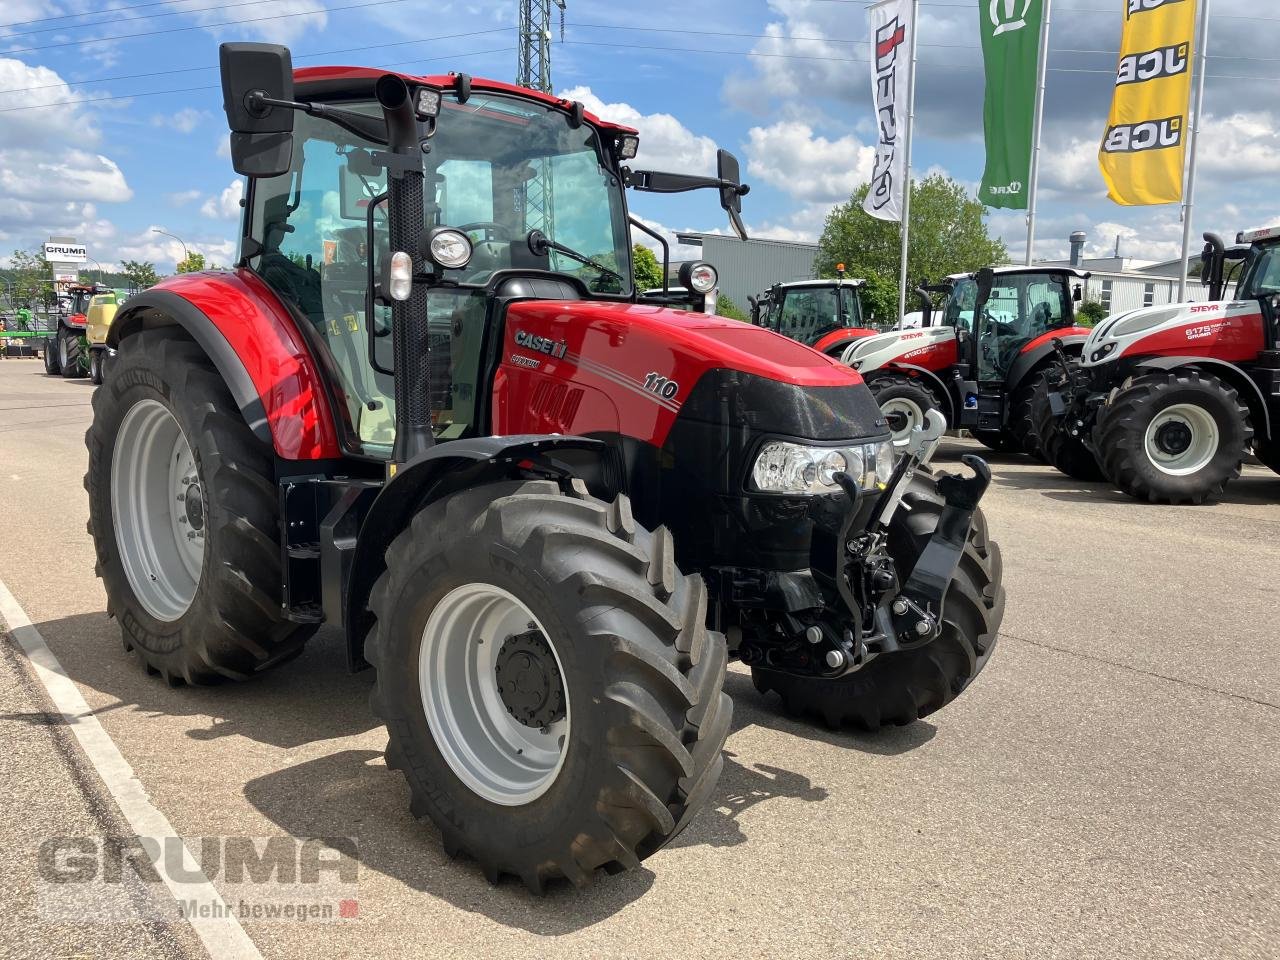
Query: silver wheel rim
[
  {"left": 1144, "top": 402, "right": 1219, "bottom": 476},
  {"left": 881, "top": 396, "right": 925, "bottom": 446},
  {"left": 110, "top": 399, "right": 205, "bottom": 621},
  {"left": 58, "top": 335, "right": 68, "bottom": 368},
  {"left": 419, "top": 583, "right": 570, "bottom": 805}
]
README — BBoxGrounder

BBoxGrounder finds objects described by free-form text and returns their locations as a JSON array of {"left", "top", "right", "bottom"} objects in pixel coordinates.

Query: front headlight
[{"left": 750, "top": 440, "right": 895, "bottom": 494}]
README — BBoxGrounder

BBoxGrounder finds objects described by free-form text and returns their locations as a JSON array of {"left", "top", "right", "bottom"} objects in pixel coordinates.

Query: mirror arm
[
  {"left": 245, "top": 91, "right": 388, "bottom": 144},
  {"left": 626, "top": 169, "right": 747, "bottom": 196},
  {"left": 628, "top": 217, "right": 670, "bottom": 295}
]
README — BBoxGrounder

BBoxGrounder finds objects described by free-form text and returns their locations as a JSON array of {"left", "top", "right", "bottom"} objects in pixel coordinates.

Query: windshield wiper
[{"left": 526, "top": 229, "right": 624, "bottom": 285}]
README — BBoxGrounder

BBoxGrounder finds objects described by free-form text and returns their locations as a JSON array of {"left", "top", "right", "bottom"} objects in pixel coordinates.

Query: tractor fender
[
  {"left": 866, "top": 363, "right": 956, "bottom": 424},
  {"left": 107, "top": 273, "right": 341, "bottom": 460},
  {"left": 1007, "top": 333, "right": 1086, "bottom": 393},
  {"left": 342, "top": 434, "right": 622, "bottom": 669},
  {"left": 813, "top": 327, "right": 878, "bottom": 356},
  {"left": 1129, "top": 355, "right": 1271, "bottom": 439}
]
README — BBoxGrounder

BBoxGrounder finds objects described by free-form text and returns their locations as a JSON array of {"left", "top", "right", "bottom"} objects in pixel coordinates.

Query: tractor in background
[
  {"left": 749, "top": 266, "right": 880, "bottom": 357},
  {"left": 1032, "top": 228, "right": 1280, "bottom": 503},
  {"left": 840, "top": 266, "right": 1092, "bottom": 450},
  {"left": 44, "top": 282, "right": 111, "bottom": 378},
  {"left": 85, "top": 289, "right": 121, "bottom": 384},
  {"left": 85, "top": 43, "right": 1004, "bottom": 892}
]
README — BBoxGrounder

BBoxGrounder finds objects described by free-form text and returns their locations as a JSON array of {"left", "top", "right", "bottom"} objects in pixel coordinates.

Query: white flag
[{"left": 864, "top": 0, "right": 914, "bottom": 222}]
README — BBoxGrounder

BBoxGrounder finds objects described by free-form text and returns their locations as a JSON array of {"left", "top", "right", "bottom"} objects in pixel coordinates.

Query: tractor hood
[
  {"left": 495, "top": 299, "right": 887, "bottom": 448},
  {"left": 1081, "top": 299, "right": 1266, "bottom": 367}
]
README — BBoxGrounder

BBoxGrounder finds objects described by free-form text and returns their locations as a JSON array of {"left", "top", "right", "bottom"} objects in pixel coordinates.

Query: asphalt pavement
[{"left": 1, "top": 357, "right": 1276, "bottom": 960}]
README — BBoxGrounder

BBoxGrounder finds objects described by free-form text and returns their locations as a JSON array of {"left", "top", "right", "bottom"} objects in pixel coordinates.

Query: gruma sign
[{"left": 43, "top": 242, "right": 88, "bottom": 263}]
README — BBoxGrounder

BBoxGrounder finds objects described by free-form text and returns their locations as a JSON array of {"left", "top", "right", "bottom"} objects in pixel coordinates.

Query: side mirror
[
  {"left": 974, "top": 267, "right": 995, "bottom": 308},
  {"left": 717, "top": 149, "right": 750, "bottom": 241},
  {"left": 219, "top": 42, "right": 295, "bottom": 178},
  {"left": 1073, "top": 284, "right": 1083, "bottom": 302}
]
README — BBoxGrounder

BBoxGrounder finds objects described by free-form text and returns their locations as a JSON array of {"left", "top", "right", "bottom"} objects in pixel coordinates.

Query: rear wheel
[
  {"left": 59, "top": 328, "right": 87, "bottom": 378},
  {"left": 1096, "top": 370, "right": 1252, "bottom": 504},
  {"left": 86, "top": 328, "right": 313, "bottom": 683},
  {"left": 89, "top": 349, "right": 104, "bottom": 385},
  {"left": 1006, "top": 378, "right": 1042, "bottom": 458},
  {"left": 366, "top": 481, "right": 731, "bottom": 891},
  {"left": 868, "top": 372, "right": 941, "bottom": 446},
  {"left": 1029, "top": 366, "right": 1106, "bottom": 481},
  {"left": 752, "top": 469, "right": 1004, "bottom": 730},
  {"left": 43, "top": 338, "right": 61, "bottom": 375}
]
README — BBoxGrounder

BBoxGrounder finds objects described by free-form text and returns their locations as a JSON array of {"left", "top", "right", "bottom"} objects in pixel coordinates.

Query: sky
[{"left": 0, "top": 0, "right": 1277, "bottom": 274}]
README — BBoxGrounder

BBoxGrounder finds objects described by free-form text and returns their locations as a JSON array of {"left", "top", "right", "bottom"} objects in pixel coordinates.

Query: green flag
[{"left": 979, "top": 0, "right": 1045, "bottom": 210}]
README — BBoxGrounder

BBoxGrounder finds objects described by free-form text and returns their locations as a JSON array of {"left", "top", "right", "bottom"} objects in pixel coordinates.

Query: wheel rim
[
  {"left": 110, "top": 399, "right": 205, "bottom": 621},
  {"left": 419, "top": 583, "right": 570, "bottom": 806},
  {"left": 1144, "top": 402, "right": 1219, "bottom": 476},
  {"left": 58, "top": 335, "right": 68, "bottom": 368},
  {"left": 881, "top": 396, "right": 925, "bottom": 446}
]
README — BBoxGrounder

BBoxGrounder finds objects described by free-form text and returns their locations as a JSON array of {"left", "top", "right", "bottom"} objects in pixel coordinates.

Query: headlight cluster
[
  {"left": 1089, "top": 341, "right": 1117, "bottom": 363},
  {"left": 750, "top": 440, "right": 895, "bottom": 495}
]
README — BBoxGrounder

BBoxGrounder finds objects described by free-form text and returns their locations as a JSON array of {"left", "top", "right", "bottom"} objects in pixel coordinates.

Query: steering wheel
[{"left": 457, "top": 221, "right": 511, "bottom": 243}]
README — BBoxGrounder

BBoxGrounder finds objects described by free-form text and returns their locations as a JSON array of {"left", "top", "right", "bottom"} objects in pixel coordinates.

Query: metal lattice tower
[{"left": 517, "top": 0, "right": 565, "bottom": 236}]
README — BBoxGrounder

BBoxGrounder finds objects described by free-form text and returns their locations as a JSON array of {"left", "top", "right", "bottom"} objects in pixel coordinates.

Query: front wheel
[
  {"left": 59, "top": 328, "right": 87, "bottom": 378},
  {"left": 88, "top": 349, "right": 104, "bottom": 385},
  {"left": 868, "top": 372, "right": 942, "bottom": 446},
  {"left": 43, "top": 337, "right": 61, "bottom": 375},
  {"left": 1096, "top": 370, "right": 1252, "bottom": 504},
  {"left": 752, "top": 469, "right": 1004, "bottom": 730},
  {"left": 1029, "top": 366, "right": 1106, "bottom": 482},
  {"left": 366, "top": 481, "right": 731, "bottom": 891}
]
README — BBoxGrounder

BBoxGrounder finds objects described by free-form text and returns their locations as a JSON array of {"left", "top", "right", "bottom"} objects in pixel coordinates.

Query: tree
[
  {"left": 121, "top": 260, "right": 160, "bottom": 291},
  {"left": 632, "top": 243, "right": 664, "bottom": 291},
  {"left": 817, "top": 175, "right": 1008, "bottom": 321},
  {"left": 715, "top": 294, "right": 748, "bottom": 321},
  {"left": 1077, "top": 299, "right": 1108, "bottom": 326},
  {"left": 175, "top": 252, "right": 206, "bottom": 273},
  {"left": 7, "top": 247, "right": 54, "bottom": 308}
]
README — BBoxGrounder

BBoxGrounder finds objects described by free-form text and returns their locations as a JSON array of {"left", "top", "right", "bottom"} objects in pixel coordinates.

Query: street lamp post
[
  {"left": 86, "top": 256, "right": 104, "bottom": 285},
  {"left": 152, "top": 229, "right": 190, "bottom": 267}
]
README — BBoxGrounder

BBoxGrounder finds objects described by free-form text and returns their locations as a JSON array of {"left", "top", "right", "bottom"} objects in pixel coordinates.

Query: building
[
  {"left": 1034, "top": 230, "right": 1212, "bottom": 313},
  {"left": 674, "top": 233, "right": 819, "bottom": 314}
]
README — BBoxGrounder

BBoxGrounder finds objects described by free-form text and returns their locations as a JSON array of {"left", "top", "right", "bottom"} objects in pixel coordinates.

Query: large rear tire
[
  {"left": 43, "top": 338, "right": 61, "bottom": 375},
  {"left": 1096, "top": 370, "right": 1252, "bottom": 504},
  {"left": 868, "top": 372, "right": 942, "bottom": 446},
  {"left": 86, "top": 328, "right": 313, "bottom": 684},
  {"left": 366, "top": 481, "right": 731, "bottom": 891},
  {"left": 1029, "top": 366, "right": 1107, "bottom": 482},
  {"left": 59, "top": 328, "right": 87, "bottom": 378},
  {"left": 752, "top": 469, "right": 1004, "bottom": 730},
  {"left": 1006, "top": 378, "right": 1041, "bottom": 458}
]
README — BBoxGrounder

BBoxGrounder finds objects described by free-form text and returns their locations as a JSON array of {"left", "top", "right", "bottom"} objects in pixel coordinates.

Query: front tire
[
  {"left": 1096, "top": 370, "right": 1252, "bottom": 504},
  {"left": 59, "top": 328, "right": 86, "bottom": 378},
  {"left": 89, "top": 349, "right": 104, "bottom": 385},
  {"left": 366, "top": 481, "right": 731, "bottom": 891},
  {"left": 868, "top": 372, "right": 942, "bottom": 446},
  {"left": 1029, "top": 366, "right": 1106, "bottom": 482},
  {"left": 86, "top": 328, "right": 313, "bottom": 683},
  {"left": 752, "top": 469, "right": 1004, "bottom": 730},
  {"left": 43, "top": 337, "right": 61, "bottom": 375}
]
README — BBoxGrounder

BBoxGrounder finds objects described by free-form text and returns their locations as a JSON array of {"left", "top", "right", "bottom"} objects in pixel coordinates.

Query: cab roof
[
  {"left": 774, "top": 278, "right": 867, "bottom": 290},
  {"left": 946, "top": 266, "right": 1091, "bottom": 282},
  {"left": 293, "top": 66, "right": 638, "bottom": 135}
]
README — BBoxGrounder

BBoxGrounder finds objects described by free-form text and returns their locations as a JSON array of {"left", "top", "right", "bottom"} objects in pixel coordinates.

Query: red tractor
[
  {"left": 1032, "top": 229, "right": 1280, "bottom": 503},
  {"left": 839, "top": 267, "right": 1092, "bottom": 450},
  {"left": 748, "top": 267, "right": 880, "bottom": 358},
  {"left": 86, "top": 43, "right": 1004, "bottom": 891}
]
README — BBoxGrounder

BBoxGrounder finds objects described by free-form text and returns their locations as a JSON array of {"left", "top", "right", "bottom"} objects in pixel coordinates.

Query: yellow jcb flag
[{"left": 1098, "top": 0, "right": 1197, "bottom": 206}]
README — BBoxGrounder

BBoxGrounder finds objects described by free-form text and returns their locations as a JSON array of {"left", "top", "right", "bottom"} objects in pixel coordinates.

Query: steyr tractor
[
  {"left": 44, "top": 282, "right": 106, "bottom": 377},
  {"left": 749, "top": 267, "right": 880, "bottom": 357},
  {"left": 1032, "top": 229, "right": 1280, "bottom": 503},
  {"left": 839, "top": 266, "right": 1092, "bottom": 450},
  {"left": 86, "top": 43, "right": 1005, "bottom": 891}
]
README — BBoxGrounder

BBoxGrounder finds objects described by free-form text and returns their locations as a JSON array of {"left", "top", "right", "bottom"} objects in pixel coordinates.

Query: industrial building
[{"left": 674, "top": 233, "right": 819, "bottom": 315}]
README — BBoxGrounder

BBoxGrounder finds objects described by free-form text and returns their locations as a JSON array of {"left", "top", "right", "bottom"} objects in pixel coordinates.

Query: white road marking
[{"left": 0, "top": 575, "right": 263, "bottom": 960}]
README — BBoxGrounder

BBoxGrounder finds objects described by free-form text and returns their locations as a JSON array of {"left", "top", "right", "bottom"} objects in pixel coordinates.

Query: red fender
[{"left": 812, "top": 327, "right": 880, "bottom": 355}]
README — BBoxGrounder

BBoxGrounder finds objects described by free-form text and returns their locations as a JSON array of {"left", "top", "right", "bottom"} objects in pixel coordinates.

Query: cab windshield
[
  {"left": 944, "top": 273, "right": 1073, "bottom": 381},
  {"left": 764, "top": 286, "right": 864, "bottom": 344},
  {"left": 1239, "top": 242, "right": 1280, "bottom": 299}
]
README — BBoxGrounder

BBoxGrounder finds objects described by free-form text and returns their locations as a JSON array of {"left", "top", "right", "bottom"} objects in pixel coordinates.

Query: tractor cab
[{"left": 752, "top": 268, "right": 878, "bottom": 357}]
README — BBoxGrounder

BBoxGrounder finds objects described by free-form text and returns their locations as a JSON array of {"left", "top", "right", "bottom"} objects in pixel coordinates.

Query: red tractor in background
[
  {"left": 1033, "top": 228, "right": 1280, "bottom": 503},
  {"left": 85, "top": 43, "right": 1004, "bottom": 891},
  {"left": 839, "top": 266, "right": 1092, "bottom": 451},
  {"left": 748, "top": 266, "right": 880, "bottom": 358}
]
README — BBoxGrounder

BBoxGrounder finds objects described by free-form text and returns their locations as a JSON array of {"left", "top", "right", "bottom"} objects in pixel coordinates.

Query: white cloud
[
  {"left": 165, "top": 0, "right": 329, "bottom": 43},
  {"left": 745, "top": 121, "right": 874, "bottom": 205},
  {"left": 200, "top": 180, "right": 244, "bottom": 219},
  {"left": 152, "top": 107, "right": 207, "bottom": 134},
  {"left": 559, "top": 86, "right": 718, "bottom": 174},
  {"left": 168, "top": 189, "right": 203, "bottom": 206}
]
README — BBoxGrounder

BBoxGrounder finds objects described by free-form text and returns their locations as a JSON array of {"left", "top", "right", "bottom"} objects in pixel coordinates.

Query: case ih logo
[
  {"left": 1127, "top": 0, "right": 1185, "bottom": 17},
  {"left": 1116, "top": 44, "right": 1189, "bottom": 86},
  {"left": 1102, "top": 116, "right": 1183, "bottom": 153},
  {"left": 867, "top": 17, "right": 907, "bottom": 213},
  {"left": 514, "top": 330, "right": 568, "bottom": 359}
]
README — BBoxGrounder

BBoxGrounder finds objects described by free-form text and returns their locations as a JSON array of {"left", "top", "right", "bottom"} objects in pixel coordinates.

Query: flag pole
[
  {"left": 896, "top": 0, "right": 921, "bottom": 327},
  {"left": 1178, "top": 0, "right": 1211, "bottom": 301},
  {"left": 1024, "top": 0, "right": 1052, "bottom": 266}
]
